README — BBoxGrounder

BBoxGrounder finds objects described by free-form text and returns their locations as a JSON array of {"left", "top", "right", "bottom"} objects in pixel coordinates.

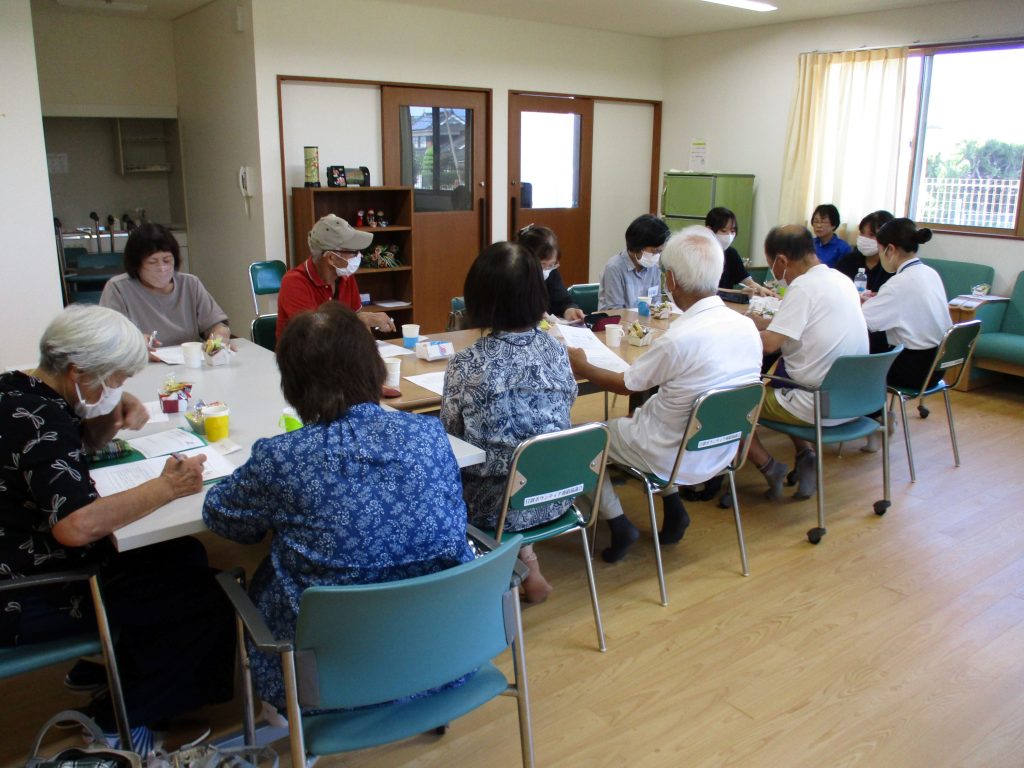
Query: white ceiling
[{"left": 35, "top": 0, "right": 950, "bottom": 37}]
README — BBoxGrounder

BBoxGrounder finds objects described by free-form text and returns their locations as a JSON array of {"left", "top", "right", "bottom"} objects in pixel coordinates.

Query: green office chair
[
  {"left": 250, "top": 314, "right": 277, "bottom": 351},
  {"left": 567, "top": 283, "right": 600, "bottom": 314},
  {"left": 217, "top": 536, "right": 534, "bottom": 768},
  {"left": 610, "top": 382, "right": 766, "bottom": 606},
  {"left": 888, "top": 320, "right": 982, "bottom": 482},
  {"left": 248, "top": 260, "right": 286, "bottom": 315},
  {"left": 759, "top": 346, "right": 902, "bottom": 545},
  {"left": 0, "top": 568, "right": 134, "bottom": 750},
  {"left": 486, "top": 422, "right": 611, "bottom": 651}
]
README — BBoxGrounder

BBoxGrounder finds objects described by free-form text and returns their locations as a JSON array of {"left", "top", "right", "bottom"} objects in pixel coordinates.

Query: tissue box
[{"left": 415, "top": 340, "right": 455, "bottom": 360}]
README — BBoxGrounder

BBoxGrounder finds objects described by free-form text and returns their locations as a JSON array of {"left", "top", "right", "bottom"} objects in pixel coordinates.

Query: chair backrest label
[
  {"left": 524, "top": 483, "right": 584, "bottom": 506},
  {"left": 697, "top": 431, "right": 742, "bottom": 449},
  {"left": 940, "top": 358, "right": 964, "bottom": 369}
]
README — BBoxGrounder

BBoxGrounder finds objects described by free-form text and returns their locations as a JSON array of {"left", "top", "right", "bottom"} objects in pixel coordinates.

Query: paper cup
[
  {"left": 402, "top": 324, "right": 421, "bottom": 349},
  {"left": 384, "top": 358, "right": 402, "bottom": 388},
  {"left": 204, "top": 405, "right": 230, "bottom": 442},
  {"left": 279, "top": 406, "right": 303, "bottom": 432},
  {"left": 605, "top": 325, "right": 624, "bottom": 347},
  {"left": 182, "top": 341, "right": 203, "bottom": 369}
]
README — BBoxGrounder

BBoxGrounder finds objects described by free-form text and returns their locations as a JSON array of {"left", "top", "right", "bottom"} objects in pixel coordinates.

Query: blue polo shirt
[{"left": 814, "top": 235, "right": 852, "bottom": 268}]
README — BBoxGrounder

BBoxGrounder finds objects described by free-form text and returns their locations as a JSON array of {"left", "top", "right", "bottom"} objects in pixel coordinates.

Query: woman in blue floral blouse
[
  {"left": 441, "top": 242, "right": 578, "bottom": 603},
  {"left": 203, "top": 302, "right": 474, "bottom": 714}
]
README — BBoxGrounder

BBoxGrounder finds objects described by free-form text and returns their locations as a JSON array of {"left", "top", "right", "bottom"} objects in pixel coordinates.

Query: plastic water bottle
[{"left": 854, "top": 267, "right": 867, "bottom": 294}]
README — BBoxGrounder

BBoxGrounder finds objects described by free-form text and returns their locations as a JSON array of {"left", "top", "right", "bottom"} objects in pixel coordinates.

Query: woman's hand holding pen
[{"left": 161, "top": 452, "right": 207, "bottom": 498}]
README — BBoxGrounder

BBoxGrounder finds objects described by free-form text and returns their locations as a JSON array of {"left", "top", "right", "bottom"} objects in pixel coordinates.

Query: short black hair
[
  {"left": 705, "top": 207, "right": 737, "bottom": 234},
  {"left": 812, "top": 204, "right": 841, "bottom": 229},
  {"left": 464, "top": 241, "right": 547, "bottom": 332},
  {"left": 764, "top": 225, "right": 816, "bottom": 263},
  {"left": 858, "top": 210, "right": 895, "bottom": 237},
  {"left": 276, "top": 302, "right": 384, "bottom": 424},
  {"left": 625, "top": 214, "right": 671, "bottom": 253},
  {"left": 517, "top": 225, "right": 559, "bottom": 264},
  {"left": 123, "top": 222, "right": 180, "bottom": 279},
  {"left": 876, "top": 218, "right": 933, "bottom": 253}
]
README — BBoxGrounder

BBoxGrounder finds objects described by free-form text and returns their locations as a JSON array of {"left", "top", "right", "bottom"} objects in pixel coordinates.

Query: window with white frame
[{"left": 903, "top": 43, "right": 1024, "bottom": 237}]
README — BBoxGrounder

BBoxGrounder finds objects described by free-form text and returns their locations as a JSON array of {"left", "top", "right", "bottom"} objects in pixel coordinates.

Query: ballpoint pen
[{"left": 148, "top": 330, "right": 159, "bottom": 350}]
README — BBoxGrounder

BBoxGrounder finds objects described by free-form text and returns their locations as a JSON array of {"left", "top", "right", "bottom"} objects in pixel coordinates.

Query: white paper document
[
  {"left": 152, "top": 346, "right": 185, "bottom": 365},
  {"left": 127, "top": 428, "right": 206, "bottom": 459},
  {"left": 91, "top": 446, "right": 235, "bottom": 497},
  {"left": 377, "top": 341, "right": 414, "bottom": 358},
  {"left": 558, "top": 325, "right": 632, "bottom": 374},
  {"left": 404, "top": 371, "right": 446, "bottom": 395},
  {"left": 143, "top": 401, "right": 169, "bottom": 423},
  {"left": 374, "top": 300, "right": 412, "bottom": 308}
]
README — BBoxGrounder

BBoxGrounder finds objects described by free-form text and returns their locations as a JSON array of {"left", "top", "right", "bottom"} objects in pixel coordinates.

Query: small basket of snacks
[
  {"left": 158, "top": 376, "right": 192, "bottom": 413},
  {"left": 184, "top": 400, "right": 227, "bottom": 436},
  {"left": 204, "top": 337, "right": 233, "bottom": 366},
  {"left": 626, "top": 321, "right": 653, "bottom": 347},
  {"left": 652, "top": 300, "right": 673, "bottom": 320}
]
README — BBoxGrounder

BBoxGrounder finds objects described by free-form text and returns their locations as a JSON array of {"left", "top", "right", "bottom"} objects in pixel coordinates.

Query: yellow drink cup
[{"left": 204, "top": 405, "right": 230, "bottom": 442}]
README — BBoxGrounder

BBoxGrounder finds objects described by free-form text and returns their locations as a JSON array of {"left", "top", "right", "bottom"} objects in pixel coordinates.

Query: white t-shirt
[
  {"left": 616, "top": 296, "right": 762, "bottom": 484},
  {"left": 768, "top": 263, "right": 868, "bottom": 424},
  {"left": 862, "top": 258, "right": 950, "bottom": 349}
]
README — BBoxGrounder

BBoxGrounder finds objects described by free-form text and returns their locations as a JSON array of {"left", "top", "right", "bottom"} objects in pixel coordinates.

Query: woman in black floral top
[{"left": 0, "top": 304, "right": 234, "bottom": 748}]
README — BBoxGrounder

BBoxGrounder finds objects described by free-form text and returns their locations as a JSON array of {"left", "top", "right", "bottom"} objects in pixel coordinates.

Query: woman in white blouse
[{"left": 861, "top": 218, "right": 951, "bottom": 389}]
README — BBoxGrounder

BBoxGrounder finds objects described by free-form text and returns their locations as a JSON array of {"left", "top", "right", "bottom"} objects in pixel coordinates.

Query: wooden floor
[{"left": 4, "top": 379, "right": 1024, "bottom": 766}]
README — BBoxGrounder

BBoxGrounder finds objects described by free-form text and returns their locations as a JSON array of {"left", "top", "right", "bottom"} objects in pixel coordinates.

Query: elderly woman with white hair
[
  {"left": 0, "top": 304, "right": 236, "bottom": 750},
  {"left": 568, "top": 226, "right": 763, "bottom": 562},
  {"left": 276, "top": 213, "right": 396, "bottom": 339}
]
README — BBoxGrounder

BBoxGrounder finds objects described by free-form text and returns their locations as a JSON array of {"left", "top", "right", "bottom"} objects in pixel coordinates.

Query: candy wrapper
[{"left": 158, "top": 375, "right": 192, "bottom": 413}]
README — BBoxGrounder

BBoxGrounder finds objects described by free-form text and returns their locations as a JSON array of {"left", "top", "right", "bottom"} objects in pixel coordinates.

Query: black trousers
[
  {"left": 17, "top": 537, "right": 236, "bottom": 730},
  {"left": 870, "top": 332, "right": 941, "bottom": 390}
]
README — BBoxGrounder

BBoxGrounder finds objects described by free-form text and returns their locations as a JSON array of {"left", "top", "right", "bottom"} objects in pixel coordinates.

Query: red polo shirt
[{"left": 276, "top": 257, "right": 362, "bottom": 339}]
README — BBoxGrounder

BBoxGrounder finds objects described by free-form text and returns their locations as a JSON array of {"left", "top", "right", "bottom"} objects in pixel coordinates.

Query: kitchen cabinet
[
  {"left": 662, "top": 172, "right": 755, "bottom": 262},
  {"left": 115, "top": 118, "right": 175, "bottom": 174},
  {"left": 292, "top": 187, "right": 415, "bottom": 329}
]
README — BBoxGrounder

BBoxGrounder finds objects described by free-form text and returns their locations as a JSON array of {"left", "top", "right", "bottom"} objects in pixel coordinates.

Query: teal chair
[
  {"left": 217, "top": 536, "right": 535, "bottom": 767},
  {"left": 0, "top": 568, "right": 134, "bottom": 750},
  {"left": 888, "top": 321, "right": 981, "bottom": 482},
  {"left": 611, "top": 382, "right": 766, "bottom": 606},
  {"left": 567, "top": 283, "right": 599, "bottom": 314},
  {"left": 250, "top": 314, "right": 277, "bottom": 351},
  {"left": 487, "top": 422, "right": 611, "bottom": 651},
  {"left": 759, "top": 346, "right": 902, "bottom": 545},
  {"left": 249, "top": 260, "right": 286, "bottom": 314}
]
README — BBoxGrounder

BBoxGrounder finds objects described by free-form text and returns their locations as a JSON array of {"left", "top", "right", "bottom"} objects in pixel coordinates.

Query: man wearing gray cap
[{"left": 277, "top": 214, "right": 397, "bottom": 340}]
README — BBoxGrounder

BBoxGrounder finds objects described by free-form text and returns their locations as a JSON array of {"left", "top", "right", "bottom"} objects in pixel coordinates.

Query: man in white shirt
[
  {"left": 746, "top": 225, "right": 869, "bottom": 500},
  {"left": 569, "top": 226, "right": 762, "bottom": 563}
]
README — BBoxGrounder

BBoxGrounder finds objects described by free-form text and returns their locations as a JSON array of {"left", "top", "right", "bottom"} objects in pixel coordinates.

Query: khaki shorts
[{"left": 759, "top": 389, "right": 813, "bottom": 426}]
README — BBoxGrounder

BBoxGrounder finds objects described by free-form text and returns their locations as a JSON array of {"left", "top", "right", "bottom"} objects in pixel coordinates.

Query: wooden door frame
[
  {"left": 508, "top": 89, "right": 663, "bottom": 218},
  {"left": 276, "top": 75, "right": 493, "bottom": 265}
]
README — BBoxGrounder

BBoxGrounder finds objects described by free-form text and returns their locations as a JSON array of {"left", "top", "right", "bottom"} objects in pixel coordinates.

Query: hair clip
[{"left": 517, "top": 223, "right": 535, "bottom": 236}]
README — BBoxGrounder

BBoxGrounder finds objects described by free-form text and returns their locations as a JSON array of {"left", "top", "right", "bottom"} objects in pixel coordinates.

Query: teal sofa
[
  {"left": 972, "top": 270, "right": 1024, "bottom": 379},
  {"left": 921, "top": 258, "right": 995, "bottom": 301}
]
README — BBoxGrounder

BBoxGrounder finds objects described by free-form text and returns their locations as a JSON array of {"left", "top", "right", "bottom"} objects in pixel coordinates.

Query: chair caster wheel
[
  {"left": 873, "top": 500, "right": 891, "bottom": 516},
  {"left": 918, "top": 405, "right": 929, "bottom": 419},
  {"left": 807, "top": 527, "right": 826, "bottom": 544},
  {"left": 434, "top": 725, "right": 449, "bottom": 735}
]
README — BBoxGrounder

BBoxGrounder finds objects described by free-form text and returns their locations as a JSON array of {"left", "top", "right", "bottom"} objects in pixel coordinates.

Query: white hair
[
  {"left": 39, "top": 304, "right": 148, "bottom": 381},
  {"left": 660, "top": 226, "right": 724, "bottom": 295}
]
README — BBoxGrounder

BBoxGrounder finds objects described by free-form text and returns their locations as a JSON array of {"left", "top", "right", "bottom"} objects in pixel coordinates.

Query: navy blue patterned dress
[
  {"left": 441, "top": 330, "right": 578, "bottom": 532},
  {"left": 203, "top": 402, "right": 474, "bottom": 709}
]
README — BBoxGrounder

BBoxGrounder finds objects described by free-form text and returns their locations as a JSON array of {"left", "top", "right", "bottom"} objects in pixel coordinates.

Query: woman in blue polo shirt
[{"left": 810, "top": 203, "right": 852, "bottom": 267}]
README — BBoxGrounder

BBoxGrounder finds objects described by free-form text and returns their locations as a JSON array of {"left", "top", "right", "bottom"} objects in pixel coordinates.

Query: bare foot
[{"left": 520, "top": 548, "right": 554, "bottom": 603}]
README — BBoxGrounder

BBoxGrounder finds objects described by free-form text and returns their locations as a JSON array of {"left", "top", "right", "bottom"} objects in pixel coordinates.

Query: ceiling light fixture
[
  {"left": 700, "top": 0, "right": 777, "bottom": 11},
  {"left": 55, "top": 0, "right": 149, "bottom": 12}
]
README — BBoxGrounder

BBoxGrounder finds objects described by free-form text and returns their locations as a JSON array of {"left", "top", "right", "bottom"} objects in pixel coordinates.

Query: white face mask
[
  {"left": 856, "top": 235, "right": 879, "bottom": 257},
  {"left": 638, "top": 251, "right": 660, "bottom": 269},
  {"left": 74, "top": 380, "right": 123, "bottom": 419},
  {"left": 715, "top": 232, "right": 736, "bottom": 250},
  {"left": 333, "top": 253, "right": 361, "bottom": 277},
  {"left": 542, "top": 267, "right": 555, "bottom": 280}
]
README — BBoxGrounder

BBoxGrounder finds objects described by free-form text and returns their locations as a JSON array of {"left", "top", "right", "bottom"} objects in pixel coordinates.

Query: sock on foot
[
  {"left": 793, "top": 449, "right": 817, "bottom": 499},
  {"left": 659, "top": 493, "right": 690, "bottom": 545},
  {"left": 602, "top": 515, "right": 639, "bottom": 563},
  {"left": 760, "top": 458, "right": 789, "bottom": 500}
]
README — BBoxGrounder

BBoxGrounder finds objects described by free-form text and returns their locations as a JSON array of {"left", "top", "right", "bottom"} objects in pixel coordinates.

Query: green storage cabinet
[{"left": 662, "top": 172, "right": 755, "bottom": 262}]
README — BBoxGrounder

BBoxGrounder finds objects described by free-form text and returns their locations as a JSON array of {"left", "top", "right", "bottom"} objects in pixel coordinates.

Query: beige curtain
[{"left": 778, "top": 47, "right": 909, "bottom": 235}]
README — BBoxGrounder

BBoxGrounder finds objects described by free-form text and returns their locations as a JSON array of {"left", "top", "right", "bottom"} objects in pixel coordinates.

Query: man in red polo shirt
[{"left": 277, "top": 214, "right": 397, "bottom": 339}]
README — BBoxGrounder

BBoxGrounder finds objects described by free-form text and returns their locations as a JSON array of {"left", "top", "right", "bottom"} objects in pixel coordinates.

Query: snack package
[
  {"left": 415, "top": 340, "right": 455, "bottom": 361},
  {"left": 203, "top": 338, "right": 233, "bottom": 367},
  {"left": 158, "top": 375, "right": 193, "bottom": 413},
  {"left": 626, "top": 320, "right": 652, "bottom": 347}
]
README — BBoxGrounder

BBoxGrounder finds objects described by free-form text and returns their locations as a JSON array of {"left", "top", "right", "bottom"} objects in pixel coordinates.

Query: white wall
[
  {"left": 173, "top": 0, "right": 266, "bottom": 336},
  {"left": 251, "top": 0, "right": 664, "bottom": 272},
  {"left": 590, "top": 101, "right": 656, "bottom": 281},
  {"left": 32, "top": 3, "right": 177, "bottom": 118},
  {"left": 662, "top": 0, "right": 1024, "bottom": 293}
]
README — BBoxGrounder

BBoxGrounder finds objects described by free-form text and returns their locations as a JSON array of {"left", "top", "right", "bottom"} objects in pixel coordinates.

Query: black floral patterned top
[{"left": 0, "top": 371, "right": 108, "bottom": 644}]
